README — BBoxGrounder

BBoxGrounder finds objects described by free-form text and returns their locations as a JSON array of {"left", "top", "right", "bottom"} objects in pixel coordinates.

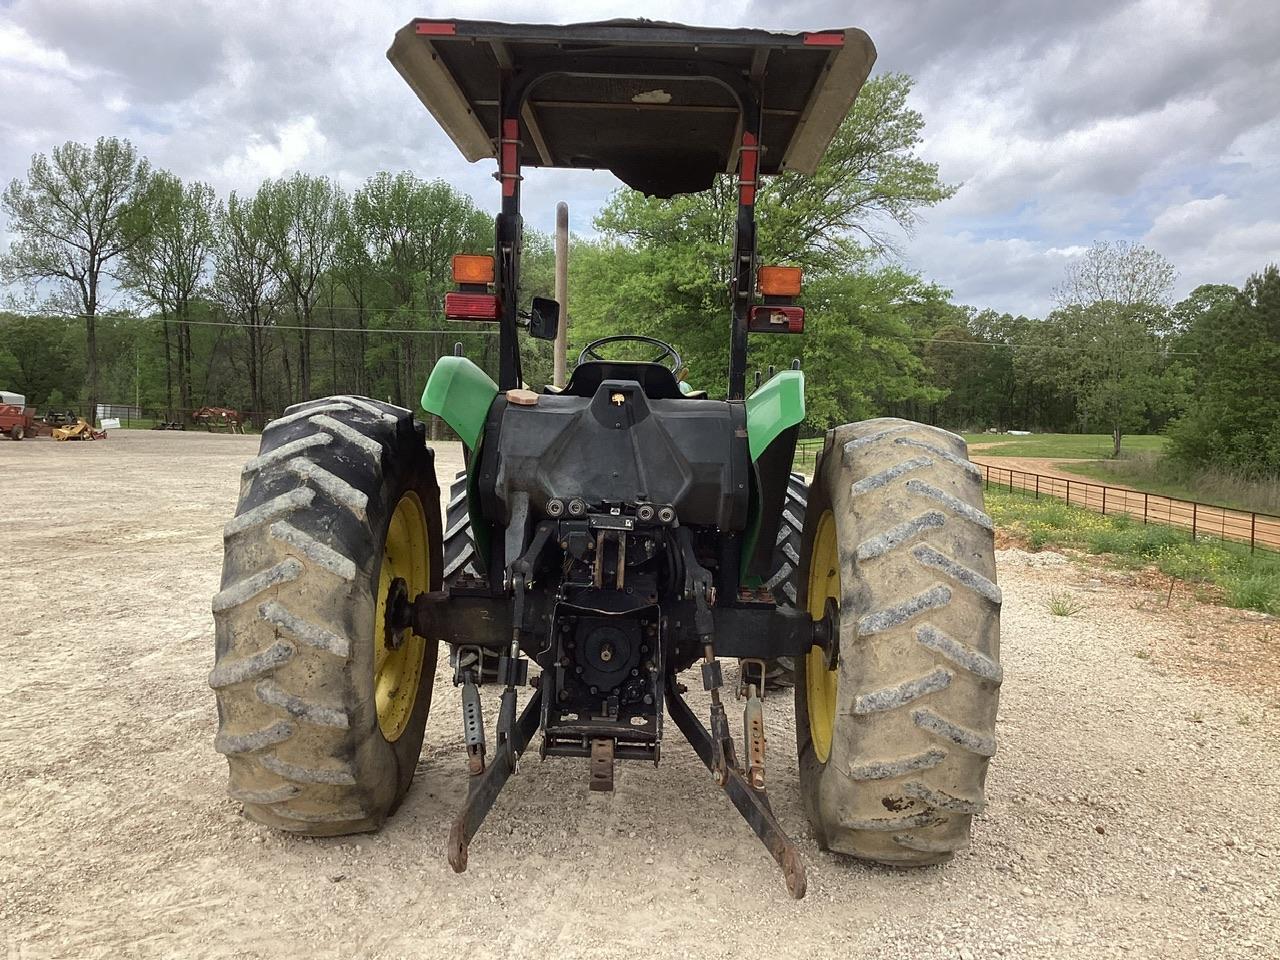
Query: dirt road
[{"left": 2, "top": 431, "right": 1278, "bottom": 959}]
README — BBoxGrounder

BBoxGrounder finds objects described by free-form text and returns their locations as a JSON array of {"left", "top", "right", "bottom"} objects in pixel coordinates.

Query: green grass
[
  {"left": 961, "top": 432, "right": 1170, "bottom": 460},
  {"left": 1045, "top": 591, "right": 1086, "bottom": 616},
  {"left": 986, "top": 488, "right": 1280, "bottom": 614}
]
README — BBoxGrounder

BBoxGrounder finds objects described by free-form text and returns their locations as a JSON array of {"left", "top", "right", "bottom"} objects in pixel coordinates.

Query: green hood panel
[
  {"left": 745, "top": 369, "right": 805, "bottom": 461},
  {"left": 422, "top": 356, "right": 498, "bottom": 450}
]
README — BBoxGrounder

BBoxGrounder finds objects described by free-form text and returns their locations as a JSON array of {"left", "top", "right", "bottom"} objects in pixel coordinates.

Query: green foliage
[
  {"left": 1224, "top": 574, "right": 1280, "bottom": 614},
  {"left": 1039, "top": 301, "right": 1171, "bottom": 456},
  {"left": 1167, "top": 268, "right": 1280, "bottom": 478},
  {"left": 1045, "top": 591, "right": 1086, "bottom": 616},
  {"left": 0, "top": 311, "right": 80, "bottom": 404},
  {"left": 1, "top": 137, "right": 151, "bottom": 414},
  {"left": 122, "top": 170, "right": 218, "bottom": 413},
  {"left": 576, "top": 74, "right": 955, "bottom": 419},
  {"left": 1083, "top": 523, "right": 1185, "bottom": 559},
  {"left": 776, "top": 269, "right": 945, "bottom": 430}
]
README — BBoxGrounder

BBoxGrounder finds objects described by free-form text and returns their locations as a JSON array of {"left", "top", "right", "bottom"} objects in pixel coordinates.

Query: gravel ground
[{"left": 2, "top": 430, "right": 1278, "bottom": 960}]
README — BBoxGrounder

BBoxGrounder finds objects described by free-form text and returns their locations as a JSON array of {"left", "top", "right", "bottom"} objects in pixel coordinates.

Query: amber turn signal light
[
  {"left": 757, "top": 265, "right": 802, "bottom": 297},
  {"left": 452, "top": 254, "right": 495, "bottom": 285}
]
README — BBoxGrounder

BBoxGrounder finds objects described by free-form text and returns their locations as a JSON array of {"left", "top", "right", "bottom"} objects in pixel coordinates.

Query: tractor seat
[{"left": 544, "top": 361, "right": 707, "bottom": 400}]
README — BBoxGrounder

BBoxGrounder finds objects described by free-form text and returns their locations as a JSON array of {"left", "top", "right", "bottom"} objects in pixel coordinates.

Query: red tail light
[{"left": 445, "top": 292, "right": 499, "bottom": 321}]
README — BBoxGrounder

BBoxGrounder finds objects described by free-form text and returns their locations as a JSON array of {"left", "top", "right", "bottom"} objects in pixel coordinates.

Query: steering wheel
[{"left": 578, "top": 335, "right": 682, "bottom": 372}]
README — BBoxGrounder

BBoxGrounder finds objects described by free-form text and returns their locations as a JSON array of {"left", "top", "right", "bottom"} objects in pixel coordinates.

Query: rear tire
[
  {"left": 766, "top": 471, "right": 807, "bottom": 607},
  {"left": 211, "top": 396, "right": 442, "bottom": 835},
  {"left": 443, "top": 469, "right": 483, "bottom": 583},
  {"left": 795, "top": 418, "right": 1001, "bottom": 864},
  {"left": 759, "top": 471, "right": 807, "bottom": 685}
]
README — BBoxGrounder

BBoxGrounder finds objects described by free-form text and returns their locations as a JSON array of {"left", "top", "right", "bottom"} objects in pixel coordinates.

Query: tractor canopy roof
[{"left": 387, "top": 18, "right": 876, "bottom": 197}]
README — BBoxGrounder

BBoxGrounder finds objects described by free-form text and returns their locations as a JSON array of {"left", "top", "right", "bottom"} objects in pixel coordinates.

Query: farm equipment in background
[
  {"left": 211, "top": 19, "right": 1002, "bottom": 898},
  {"left": 52, "top": 419, "right": 106, "bottom": 441},
  {"left": 42, "top": 410, "right": 79, "bottom": 429},
  {"left": 193, "top": 406, "right": 245, "bottom": 433},
  {"left": 0, "top": 392, "right": 37, "bottom": 440}
]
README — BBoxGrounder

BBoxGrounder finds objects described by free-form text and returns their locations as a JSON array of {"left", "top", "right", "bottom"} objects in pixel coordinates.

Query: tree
[
  {"left": 214, "top": 189, "right": 279, "bottom": 424},
  {"left": 0, "top": 311, "right": 79, "bottom": 405},
  {"left": 1, "top": 138, "right": 150, "bottom": 418},
  {"left": 1167, "top": 268, "right": 1280, "bottom": 476},
  {"left": 259, "top": 173, "right": 346, "bottom": 401},
  {"left": 121, "top": 171, "right": 216, "bottom": 416},
  {"left": 1047, "top": 241, "right": 1179, "bottom": 455},
  {"left": 782, "top": 268, "right": 945, "bottom": 430},
  {"left": 350, "top": 173, "right": 490, "bottom": 404},
  {"left": 582, "top": 73, "right": 956, "bottom": 402},
  {"left": 757, "top": 72, "right": 957, "bottom": 263},
  {"left": 1053, "top": 240, "right": 1177, "bottom": 313},
  {"left": 1043, "top": 302, "right": 1171, "bottom": 456},
  {"left": 331, "top": 215, "right": 378, "bottom": 395}
]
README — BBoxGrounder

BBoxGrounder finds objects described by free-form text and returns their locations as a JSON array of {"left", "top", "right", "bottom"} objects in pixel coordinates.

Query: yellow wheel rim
[
  {"left": 806, "top": 509, "right": 840, "bottom": 764},
  {"left": 374, "top": 491, "right": 429, "bottom": 742}
]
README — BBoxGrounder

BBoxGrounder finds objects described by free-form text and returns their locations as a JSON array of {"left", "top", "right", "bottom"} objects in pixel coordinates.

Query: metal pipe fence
[
  {"left": 980, "top": 463, "right": 1280, "bottom": 555},
  {"left": 792, "top": 441, "right": 1278, "bottom": 555}
]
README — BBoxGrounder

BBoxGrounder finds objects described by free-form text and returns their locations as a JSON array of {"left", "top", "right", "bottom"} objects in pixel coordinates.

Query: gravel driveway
[{"left": 1, "top": 430, "right": 1276, "bottom": 959}]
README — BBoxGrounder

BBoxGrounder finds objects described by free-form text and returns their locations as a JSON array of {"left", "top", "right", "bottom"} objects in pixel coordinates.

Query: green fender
[
  {"left": 745, "top": 369, "right": 805, "bottom": 461},
  {"left": 740, "top": 369, "right": 805, "bottom": 579},
  {"left": 421, "top": 356, "right": 498, "bottom": 450}
]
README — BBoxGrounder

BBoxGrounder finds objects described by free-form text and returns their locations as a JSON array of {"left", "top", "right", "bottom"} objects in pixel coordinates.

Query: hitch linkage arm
[
  {"left": 671, "top": 528, "right": 807, "bottom": 899},
  {"left": 445, "top": 522, "right": 554, "bottom": 873}
]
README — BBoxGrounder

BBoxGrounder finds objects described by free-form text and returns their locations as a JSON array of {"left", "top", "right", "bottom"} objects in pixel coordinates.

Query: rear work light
[
  {"left": 445, "top": 291, "right": 499, "bottom": 321},
  {"left": 452, "top": 254, "right": 495, "bottom": 285},
  {"left": 749, "top": 305, "right": 805, "bottom": 334},
  {"left": 757, "top": 266, "right": 803, "bottom": 297}
]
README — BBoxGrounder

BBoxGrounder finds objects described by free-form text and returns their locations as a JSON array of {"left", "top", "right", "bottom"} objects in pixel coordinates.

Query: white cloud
[
  {"left": 0, "top": 22, "right": 90, "bottom": 79},
  {"left": 2, "top": 0, "right": 1279, "bottom": 315},
  {"left": 218, "top": 116, "right": 329, "bottom": 184}
]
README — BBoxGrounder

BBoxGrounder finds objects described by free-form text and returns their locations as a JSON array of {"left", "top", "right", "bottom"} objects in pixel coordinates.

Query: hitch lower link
[
  {"left": 672, "top": 529, "right": 808, "bottom": 899},
  {"left": 383, "top": 523, "right": 813, "bottom": 898}
]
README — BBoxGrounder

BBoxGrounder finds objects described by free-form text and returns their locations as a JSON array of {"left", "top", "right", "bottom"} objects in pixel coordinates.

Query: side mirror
[{"left": 528, "top": 296, "right": 560, "bottom": 341}]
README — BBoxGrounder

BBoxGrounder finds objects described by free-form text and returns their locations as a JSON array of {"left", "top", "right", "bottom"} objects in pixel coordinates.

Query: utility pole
[{"left": 553, "top": 201, "right": 569, "bottom": 387}]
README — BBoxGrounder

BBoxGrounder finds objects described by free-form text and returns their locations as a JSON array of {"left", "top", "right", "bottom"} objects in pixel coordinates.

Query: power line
[
  {"left": 6, "top": 310, "right": 1202, "bottom": 354},
  {"left": 7, "top": 310, "right": 502, "bottom": 337}
]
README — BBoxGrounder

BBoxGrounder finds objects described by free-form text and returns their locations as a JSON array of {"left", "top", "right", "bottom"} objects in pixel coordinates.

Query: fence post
[
  {"left": 1143, "top": 493, "right": 1148, "bottom": 525},
  {"left": 1191, "top": 502, "right": 1197, "bottom": 542},
  {"left": 985, "top": 464, "right": 989, "bottom": 490},
  {"left": 1009, "top": 470, "right": 1014, "bottom": 494},
  {"left": 1066, "top": 479, "right": 1070, "bottom": 506},
  {"left": 1102, "top": 486, "right": 1107, "bottom": 516},
  {"left": 1250, "top": 512, "right": 1256, "bottom": 554},
  {"left": 1035, "top": 474, "right": 1040, "bottom": 500}
]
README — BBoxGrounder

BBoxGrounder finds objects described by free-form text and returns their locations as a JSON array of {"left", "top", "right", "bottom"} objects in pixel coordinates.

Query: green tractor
[{"left": 211, "top": 18, "right": 1001, "bottom": 898}]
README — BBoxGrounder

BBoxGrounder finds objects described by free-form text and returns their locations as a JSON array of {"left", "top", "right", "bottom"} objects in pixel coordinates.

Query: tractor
[{"left": 211, "top": 19, "right": 1001, "bottom": 898}]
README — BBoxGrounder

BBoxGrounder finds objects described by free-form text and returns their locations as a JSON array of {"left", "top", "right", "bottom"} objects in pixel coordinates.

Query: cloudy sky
[{"left": 2, "top": 0, "right": 1277, "bottom": 317}]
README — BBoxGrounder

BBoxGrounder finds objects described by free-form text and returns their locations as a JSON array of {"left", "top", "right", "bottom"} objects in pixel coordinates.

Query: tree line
[
  {"left": 2, "top": 73, "right": 1275, "bottom": 478},
  {"left": 0, "top": 141, "right": 540, "bottom": 425}
]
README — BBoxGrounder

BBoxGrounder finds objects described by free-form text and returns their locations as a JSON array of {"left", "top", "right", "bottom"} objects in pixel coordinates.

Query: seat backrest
[{"left": 550, "top": 361, "right": 687, "bottom": 400}]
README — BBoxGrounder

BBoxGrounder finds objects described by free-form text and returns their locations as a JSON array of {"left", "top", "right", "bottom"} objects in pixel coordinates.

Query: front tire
[
  {"left": 211, "top": 396, "right": 442, "bottom": 835},
  {"left": 796, "top": 418, "right": 1001, "bottom": 864}
]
